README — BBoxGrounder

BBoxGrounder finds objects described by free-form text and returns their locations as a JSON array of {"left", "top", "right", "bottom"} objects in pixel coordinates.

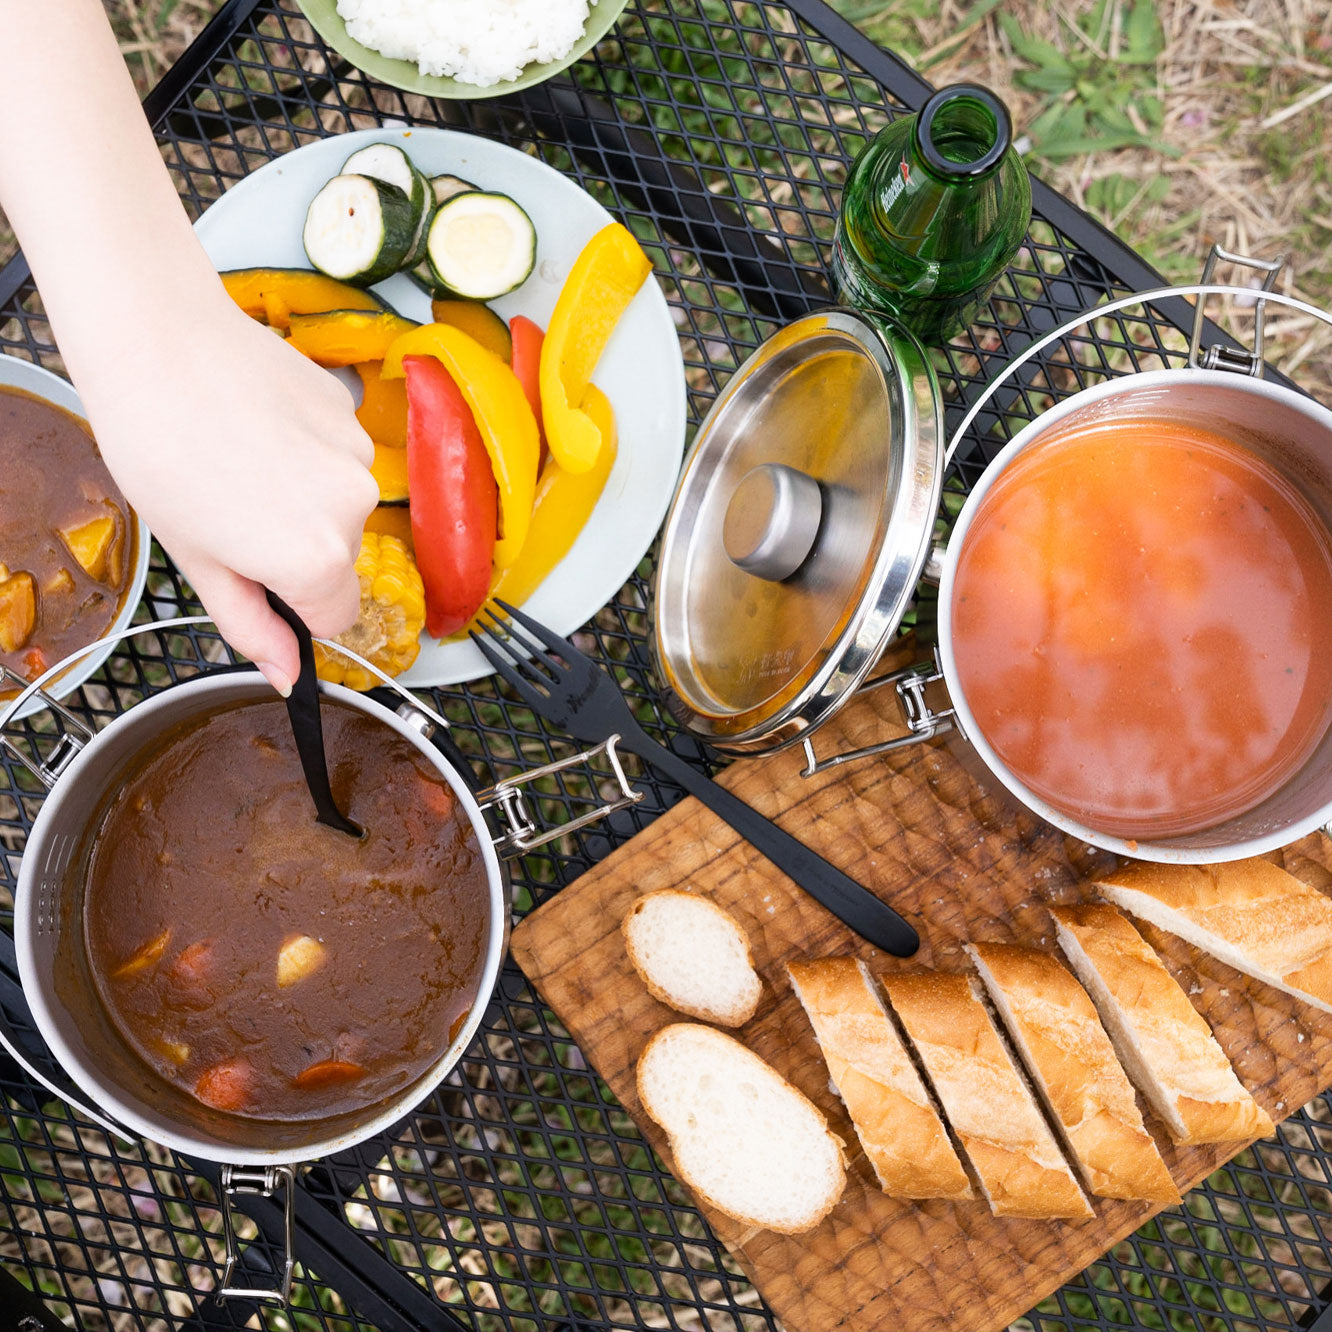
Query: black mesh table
[{"left": 3, "top": 3, "right": 1332, "bottom": 1329}]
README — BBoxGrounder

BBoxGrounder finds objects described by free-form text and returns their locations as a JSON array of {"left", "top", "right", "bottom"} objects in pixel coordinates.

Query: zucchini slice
[
  {"left": 302, "top": 174, "right": 417, "bottom": 287},
  {"left": 408, "top": 176, "right": 481, "bottom": 296},
  {"left": 430, "top": 174, "right": 476, "bottom": 206},
  {"left": 343, "top": 144, "right": 432, "bottom": 266},
  {"left": 426, "top": 192, "right": 536, "bottom": 301}
]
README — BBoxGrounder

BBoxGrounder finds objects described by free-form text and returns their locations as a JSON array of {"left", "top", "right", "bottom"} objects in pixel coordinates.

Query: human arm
[{"left": 0, "top": 0, "right": 378, "bottom": 694}]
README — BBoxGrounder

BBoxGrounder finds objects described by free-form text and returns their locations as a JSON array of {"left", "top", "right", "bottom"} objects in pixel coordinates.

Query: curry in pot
[
  {"left": 0, "top": 385, "right": 136, "bottom": 693},
  {"left": 83, "top": 698, "right": 490, "bottom": 1121}
]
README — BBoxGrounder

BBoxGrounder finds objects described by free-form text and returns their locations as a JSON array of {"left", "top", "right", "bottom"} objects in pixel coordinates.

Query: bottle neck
[{"left": 907, "top": 84, "right": 1012, "bottom": 185}]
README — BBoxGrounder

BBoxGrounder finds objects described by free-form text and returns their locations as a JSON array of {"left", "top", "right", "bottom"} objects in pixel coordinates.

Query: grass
[{"left": 3, "top": 1, "right": 1332, "bottom": 1329}]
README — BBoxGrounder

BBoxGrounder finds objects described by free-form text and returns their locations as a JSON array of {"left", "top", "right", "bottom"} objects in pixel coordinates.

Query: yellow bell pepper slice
[
  {"left": 485, "top": 385, "right": 618, "bottom": 613},
  {"left": 540, "top": 223, "right": 651, "bottom": 475},
  {"left": 384, "top": 324, "right": 539, "bottom": 567}
]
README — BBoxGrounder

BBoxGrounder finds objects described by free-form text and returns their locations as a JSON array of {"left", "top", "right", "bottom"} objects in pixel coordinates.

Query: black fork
[{"left": 472, "top": 600, "right": 918, "bottom": 957}]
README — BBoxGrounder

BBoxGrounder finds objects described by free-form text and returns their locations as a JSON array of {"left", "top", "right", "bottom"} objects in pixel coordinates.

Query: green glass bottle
[{"left": 833, "top": 84, "right": 1032, "bottom": 344}]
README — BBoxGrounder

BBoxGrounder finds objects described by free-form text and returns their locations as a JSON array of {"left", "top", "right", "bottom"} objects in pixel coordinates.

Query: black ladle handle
[
  {"left": 264, "top": 590, "right": 362, "bottom": 838},
  {"left": 631, "top": 736, "right": 919, "bottom": 957}
]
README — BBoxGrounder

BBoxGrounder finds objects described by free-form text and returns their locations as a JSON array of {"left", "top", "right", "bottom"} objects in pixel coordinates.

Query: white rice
[{"left": 337, "top": 0, "right": 594, "bottom": 87}]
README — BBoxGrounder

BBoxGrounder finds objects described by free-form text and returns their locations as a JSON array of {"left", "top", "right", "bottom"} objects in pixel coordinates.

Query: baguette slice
[
  {"left": 967, "top": 943, "right": 1179, "bottom": 1205},
  {"left": 623, "top": 889, "right": 762, "bottom": 1026},
  {"left": 636, "top": 1023, "right": 846, "bottom": 1234},
  {"left": 1097, "top": 859, "right": 1332, "bottom": 1016},
  {"left": 1053, "top": 904, "right": 1274, "bottom": 1144},
  {"left": 788, "top": 957, "right": 973, "bottom": 1200},
  {"left": 881, "top": 972, "right": 1092, "bottom": 1219}
]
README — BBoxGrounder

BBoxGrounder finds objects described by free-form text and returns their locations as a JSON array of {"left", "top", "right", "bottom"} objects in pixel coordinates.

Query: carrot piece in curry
[
  {"left": 293, "top": 1059, "right": 367, "bottom": 1090},
  {"left": 195, "top": 1058, "right": 254, "bottom": 1112}
]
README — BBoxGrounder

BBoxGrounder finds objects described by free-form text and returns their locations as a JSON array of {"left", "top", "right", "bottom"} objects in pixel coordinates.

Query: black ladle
[{"left": 264, "top": 590, "right": 363, "bottom": 838}]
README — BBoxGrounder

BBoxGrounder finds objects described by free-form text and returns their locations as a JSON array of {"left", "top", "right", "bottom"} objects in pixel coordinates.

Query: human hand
[{"left": 77, "top": 295, "right": 379, "bottom": 695}]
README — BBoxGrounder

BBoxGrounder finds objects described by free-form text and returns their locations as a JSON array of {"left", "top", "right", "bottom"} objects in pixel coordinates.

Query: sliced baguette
[
  {"left": 1097, "top": 859, "right": 1332, "bottom": 1016},
  {"left": 881, "top": 972, "right": 1092, "bottom": 1219},
  {"left": 1052, "top": 904, "right": 1274, "bottom": 1145},
  {"left": 622, "top": 889, "right": 762, "bottom": 1027},
  {"left": 788, "top": 957, "right": 973, "bottom": 1200},
  {"left": 636, "top": 1023, "right": 846, "bottom": 1234},
  {"left": 967, "top": 942, "right": 1179, "bottom": 1205}
]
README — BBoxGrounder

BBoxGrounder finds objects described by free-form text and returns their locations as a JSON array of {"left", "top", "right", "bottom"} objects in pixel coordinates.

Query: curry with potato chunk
[
  {"left": 0, "top": 385, "right": 135, "bottom": 693},
  {"left": 83, "top": 698, "right": 490, "bottom": 1121}
]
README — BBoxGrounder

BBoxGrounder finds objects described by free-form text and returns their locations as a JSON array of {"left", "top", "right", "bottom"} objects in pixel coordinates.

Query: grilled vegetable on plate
[{"left": 194, "top": 126, "right": 686, "bottom": 687}]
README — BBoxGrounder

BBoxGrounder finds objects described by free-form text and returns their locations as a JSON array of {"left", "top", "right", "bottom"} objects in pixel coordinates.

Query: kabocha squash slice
[
  {"left": 354, "top": 362, "right": 409, "bottom": 449},
  {"left": 219, "top": 267, "right": 390, "bottom": 330},
  {"left": 286, "top": 310, "right": 417, "bottom": 367},
  {"left": 314, "top": 532, "right": 425, "bottom": 691},
  {"left": 429, "top": 299, "right": 512, "bottom": 361},
  {"left": 0, "top": 568, "right": 37, "bottom": 655},
  {"left": 370, "top": 442, "right": 410, "bottom": 503},
  {"left": 364, "top": 504, "right": 413, "bottom": 550}
]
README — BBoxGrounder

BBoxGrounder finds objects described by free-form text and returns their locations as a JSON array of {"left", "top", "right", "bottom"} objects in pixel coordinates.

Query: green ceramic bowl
[{"left": 296, "top": 0, "right": 630, "bottom": 99}]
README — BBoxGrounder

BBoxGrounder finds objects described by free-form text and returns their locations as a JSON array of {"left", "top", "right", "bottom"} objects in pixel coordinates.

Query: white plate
[
  {"left": 0, "top": 355, "right": 151, "bottom": 722},
  {"left": 194, "top": 127, "right": 687, "bottom": 687}
]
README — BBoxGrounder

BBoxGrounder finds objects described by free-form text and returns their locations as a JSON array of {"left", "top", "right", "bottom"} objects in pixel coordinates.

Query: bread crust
[
  {"left": 967, "top": 943, "right": 1179, "bottom": 1205},
  {"left": 636, "top": 1023, "right": 846, "bottom": 1235},
  {"left": 622, "top": 889, "right": 761, "bottom": 1026},
  {"left": 1097, "top": 859, "right": 1332, "bottom": 1015},
  {"left": 880, "top": 972, "right": 1093, "bottom": 1220},
  {"left": 1052, "top": 904, "right": 1274, "bottom": 1145},
  {"left": 788, "top": 957, "right": 973, "bottom": 1200}
]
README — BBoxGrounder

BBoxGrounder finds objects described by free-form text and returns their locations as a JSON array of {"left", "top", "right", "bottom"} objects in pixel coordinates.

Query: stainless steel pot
[
  {"left": 931, "top": 365, "right": 1332, "bottom": 861},
  {"left": 0, "top": 620, "right": 641, "bottom": 1305},
  {"left": 654, "top": 247, "right": 1332, "bottom": 863}
]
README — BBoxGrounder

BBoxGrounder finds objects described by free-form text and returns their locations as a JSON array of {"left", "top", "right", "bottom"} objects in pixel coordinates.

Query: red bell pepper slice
[
  {"left": 509, "top": 315, "right": 548, "bottom": 474},
  {"left": 404, "top": 355, "right": 498, "bottom": 638}
]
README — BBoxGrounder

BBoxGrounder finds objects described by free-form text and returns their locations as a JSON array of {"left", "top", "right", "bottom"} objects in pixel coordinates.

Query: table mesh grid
[{"left": 1, "top": 1, "right": 1329, "bottom": 1328}]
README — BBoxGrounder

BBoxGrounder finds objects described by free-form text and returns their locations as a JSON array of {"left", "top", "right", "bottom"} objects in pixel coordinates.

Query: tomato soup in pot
[{"left": 949, "top": 417, "right": 1332, "bottom": 839}]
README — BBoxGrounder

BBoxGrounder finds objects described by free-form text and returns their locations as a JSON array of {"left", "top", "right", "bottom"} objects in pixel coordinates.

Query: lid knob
[{"left": 722, "top": 463, "right": 823, "bottom": 582}]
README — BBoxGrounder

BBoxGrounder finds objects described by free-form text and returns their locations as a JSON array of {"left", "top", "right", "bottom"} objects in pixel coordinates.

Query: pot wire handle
[
  {"left": 942, "top": 284, "right": 1330, "bottom": 470},
  {"left": 218, "top": 1164, "right": 296, "bottom": 1306},
  {"left": 800, "top": 647, "right": 955, "bottom": 777},
  {"left": 1188, "top": 245, "right": 1284, "bottom": 375}
]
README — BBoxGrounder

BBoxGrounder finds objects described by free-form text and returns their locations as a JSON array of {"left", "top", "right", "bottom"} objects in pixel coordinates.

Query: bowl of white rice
[{"left": 297, "top": 0, "right": 629, "bottom": 97}]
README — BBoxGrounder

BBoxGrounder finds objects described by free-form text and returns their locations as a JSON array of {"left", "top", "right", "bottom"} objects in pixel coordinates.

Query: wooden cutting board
[{"left": 510, "top": 637, "right": 1332, "bottom": 1332}]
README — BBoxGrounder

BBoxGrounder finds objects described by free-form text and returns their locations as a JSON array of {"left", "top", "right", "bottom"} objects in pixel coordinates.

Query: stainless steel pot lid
[{"left": 653, "top": 307, "right": 943, "bottom": 754}]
